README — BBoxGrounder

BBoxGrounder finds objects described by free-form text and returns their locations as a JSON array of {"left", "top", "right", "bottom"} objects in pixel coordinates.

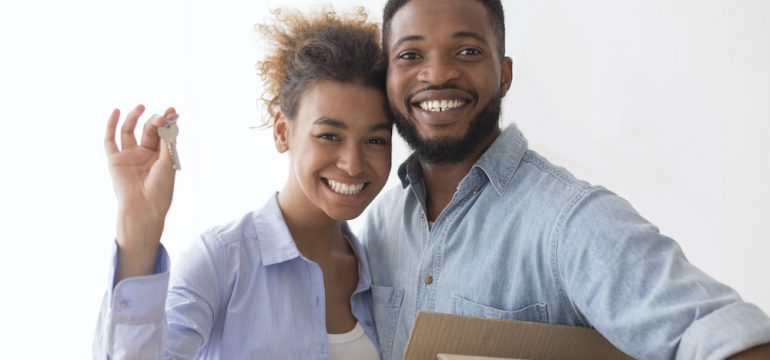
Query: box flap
[
  {"left": 437, "top": 354, "right": 524, "bottom": 360},
  {"left": 403, "top": 312, "right": 632, "bottom": 360}
]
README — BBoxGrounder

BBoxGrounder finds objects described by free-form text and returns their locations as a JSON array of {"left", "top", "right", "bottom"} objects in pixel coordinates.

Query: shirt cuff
[
  {"left": 678, "top": 301, "right": 770, "bottom": 360},
  {"left": 107, "top": 242, "right": 171, "bottom": 324}
]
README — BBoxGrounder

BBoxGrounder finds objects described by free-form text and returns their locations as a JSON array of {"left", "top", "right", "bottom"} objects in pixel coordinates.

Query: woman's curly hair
[{"left": 256, "top": 7, "right": 387, "bottom": 125}]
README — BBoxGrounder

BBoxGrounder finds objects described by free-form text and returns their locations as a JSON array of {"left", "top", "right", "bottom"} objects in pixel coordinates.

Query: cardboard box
[
  {"left": 403, "top": 312, "right": 633, "bottom": 360},
  {"left": 437, "top": 355, "right": 525, "bottom": 360}
]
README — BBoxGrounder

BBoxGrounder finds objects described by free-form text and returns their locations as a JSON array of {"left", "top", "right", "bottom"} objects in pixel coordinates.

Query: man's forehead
[{"left": 388, "top": 0, "right": 494, "bottom": 45}]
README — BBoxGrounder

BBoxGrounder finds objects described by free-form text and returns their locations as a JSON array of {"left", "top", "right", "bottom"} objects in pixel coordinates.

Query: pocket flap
[{"left": 452, "top": 295, "right": 548, "bottom": 323}]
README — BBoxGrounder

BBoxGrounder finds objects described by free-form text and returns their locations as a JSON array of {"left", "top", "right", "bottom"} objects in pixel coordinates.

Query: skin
[
  {"left": 104, "top": 81, "right": 391, "bottom": 334},
  {"left": 274, "top": 81, "right": 392, "bottom": 332},
  {"left": 386, "top": 0, "right": 512, "bottom": 221},
  {"left": 386, "top": 0, "right": 770, "bottom": 356},
  {"left": 104, "top": 104, "right": 177, "bottom": 281}
]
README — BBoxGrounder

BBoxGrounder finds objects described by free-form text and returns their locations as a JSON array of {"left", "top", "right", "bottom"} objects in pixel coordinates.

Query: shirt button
[
  {"left": 118, "top": 300, "right": 130, "bottom": 309},
  {"left": 424, "top": 275, "right": 433, "bottom": 285},
  {"left": 420, "top": 212, "right": 426, "bottom": 220}
]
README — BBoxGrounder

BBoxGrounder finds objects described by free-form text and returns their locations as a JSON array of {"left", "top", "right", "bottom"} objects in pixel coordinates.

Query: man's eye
[
  {"left": 397, "top": 52, "right": 421, "bottom": 60},
  {"left": 458, "top": 48, "right": 482, "bottom": 56}
]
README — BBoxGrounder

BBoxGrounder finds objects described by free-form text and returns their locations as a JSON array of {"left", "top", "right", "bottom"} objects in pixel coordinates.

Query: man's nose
[
  {"left": 417, "top": 55, "right": 461, "bottom": 85},
  {"left": 337, "top": 145, "right": 364, "bottom": 176}
]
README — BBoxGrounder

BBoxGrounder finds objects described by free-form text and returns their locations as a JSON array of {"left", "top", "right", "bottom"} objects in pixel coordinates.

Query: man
[{"left": 360, "top": 0, "right": 770, "bottom": 359}]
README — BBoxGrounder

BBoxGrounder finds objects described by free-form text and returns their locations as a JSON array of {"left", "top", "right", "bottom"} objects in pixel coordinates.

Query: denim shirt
[
  {"left": 360, "top": 125, "right": 770, "bottom": 360},
  {"left": 94, "top": 194, "right": 379, "bottom": 359}
]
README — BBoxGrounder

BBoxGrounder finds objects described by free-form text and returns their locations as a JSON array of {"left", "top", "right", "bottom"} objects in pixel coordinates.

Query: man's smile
[{"left": 417, "top": 99, "right": 467, "bottom": 112}]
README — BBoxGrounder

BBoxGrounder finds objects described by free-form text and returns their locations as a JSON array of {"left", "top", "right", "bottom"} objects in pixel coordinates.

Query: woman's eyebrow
[
  {"left": 370, "top": 122, "right": 393, "bottom": 132},
  {"left": 313, "top": 117, "right": 347, "bottom": 129}
]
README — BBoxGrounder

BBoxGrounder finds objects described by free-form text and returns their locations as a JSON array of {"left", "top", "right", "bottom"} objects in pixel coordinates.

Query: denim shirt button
[
  {"left": 420, "top": 212, "right": 426, "bottom": 220},
  {"left": 424, "top": 275, "right": 433, "bottom": 285}
]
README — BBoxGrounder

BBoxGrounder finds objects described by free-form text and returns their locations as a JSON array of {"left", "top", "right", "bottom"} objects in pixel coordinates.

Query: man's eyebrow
[
  {"left": 453, "top": 31, "right": 487, "bottom": 44},
  {"left": 392, "top": 32, "right": 488, "bottom": 50},
  {"left": 313, "top": 117, "right": 346, "bottom": 129},
  {"left": 391, "top": 35, "right": 424, "bottom": 50}
]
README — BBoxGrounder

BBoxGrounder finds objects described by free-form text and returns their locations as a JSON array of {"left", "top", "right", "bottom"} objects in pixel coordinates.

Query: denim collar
[{"left": 397, "top": 124, "right": 529, "bottom": 195}]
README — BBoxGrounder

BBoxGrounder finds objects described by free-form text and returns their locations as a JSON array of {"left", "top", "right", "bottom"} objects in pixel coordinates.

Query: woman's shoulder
[{"left": 199, "top": 194, "right": 286, "bottom": 249}]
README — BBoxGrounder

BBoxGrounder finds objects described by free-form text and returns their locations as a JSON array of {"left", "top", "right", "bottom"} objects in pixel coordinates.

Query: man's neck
[{"left": 420, "top": 129, "right": 500, "bottom": 221}]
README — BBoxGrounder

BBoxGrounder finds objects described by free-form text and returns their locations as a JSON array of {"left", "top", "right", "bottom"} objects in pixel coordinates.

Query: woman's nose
[{"left": 337, "top": 146, "right": 364, "bottom": 176}]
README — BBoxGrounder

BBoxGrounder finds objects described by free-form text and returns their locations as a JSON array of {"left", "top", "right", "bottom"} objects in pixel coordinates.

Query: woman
[{"left": 94, "top": 8, "right": 390, "bottom": 359}]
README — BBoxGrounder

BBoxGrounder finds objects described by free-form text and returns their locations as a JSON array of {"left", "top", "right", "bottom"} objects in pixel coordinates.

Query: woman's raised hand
[{"left": 104, "top": 104, "right": 178, "bottom": 280}]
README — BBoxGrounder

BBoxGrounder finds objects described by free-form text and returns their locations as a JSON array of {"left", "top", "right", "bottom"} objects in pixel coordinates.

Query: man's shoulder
[{"left": 517, "top": 149, "right": 594, "bottom": 194}]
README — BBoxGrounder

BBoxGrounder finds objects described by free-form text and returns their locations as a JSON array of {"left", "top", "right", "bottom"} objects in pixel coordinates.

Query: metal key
[{"left": 157, "top": 114, "right": 181, "bottom": 171}]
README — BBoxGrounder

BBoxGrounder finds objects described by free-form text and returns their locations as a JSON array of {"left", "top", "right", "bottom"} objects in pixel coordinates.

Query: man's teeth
[
  {"left": 419, "top": 99, "right": 466, "bottom": 112},
  {"left": 327, "top": 179, "right": 365, "bottom": 195}
]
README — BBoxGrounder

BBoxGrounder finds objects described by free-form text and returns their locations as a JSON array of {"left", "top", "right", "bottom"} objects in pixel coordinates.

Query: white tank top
[{"left": 327, "top": 322, "right": 379, "bottom": 360}]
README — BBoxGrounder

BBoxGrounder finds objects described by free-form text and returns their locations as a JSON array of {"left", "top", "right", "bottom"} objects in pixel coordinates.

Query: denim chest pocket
[
  {"left": 452, "top": 295, "right": 548, "bottom": 323},
  {"left": 372, "top": 285, "right": 404, "bottom": 360}
]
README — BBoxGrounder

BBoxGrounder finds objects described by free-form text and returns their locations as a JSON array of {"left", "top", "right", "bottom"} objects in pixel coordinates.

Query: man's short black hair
[{"left": 382, "top": 0, "right": 505, "bottom": 58}]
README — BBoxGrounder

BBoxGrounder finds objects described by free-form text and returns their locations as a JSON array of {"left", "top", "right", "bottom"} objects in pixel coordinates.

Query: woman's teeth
[
  {"left": 327, "top": 179, "right": 365, "bottom": 195},
  {"left": 419, "top": 99, "right": 466, "bottom": 112}
]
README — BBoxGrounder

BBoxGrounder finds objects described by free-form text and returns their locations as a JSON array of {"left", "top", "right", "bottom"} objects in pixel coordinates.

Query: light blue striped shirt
[{"left": 93, "top": 194, "right": 379, "bottom": 359}]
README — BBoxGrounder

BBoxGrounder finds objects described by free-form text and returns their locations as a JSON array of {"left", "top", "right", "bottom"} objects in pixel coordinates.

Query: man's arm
[
  {"left": 729, "top": 343, "right": 770, "bottom": 359},
  {"left": 556, "top": 188, "right": 770, "bottom": 358}
]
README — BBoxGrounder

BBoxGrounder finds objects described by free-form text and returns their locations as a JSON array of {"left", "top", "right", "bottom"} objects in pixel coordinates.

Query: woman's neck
[{"left": 277, "top": 182, "right": 345, "bottom": 259}]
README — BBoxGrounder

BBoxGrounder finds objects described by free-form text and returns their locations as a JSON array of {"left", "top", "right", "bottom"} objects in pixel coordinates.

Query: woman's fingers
[
  {"left": 109, "top": 105, "right": 176, "bottom": 155},
  {"left": 104, "top": 108, "right": 120, "bottom": 155},
  {"left": 140, "top": 114, "right": 163, "bottom": 150},
  {"left": 120, "top": 104, "right": 145, "bottom": 149},
  {"left": 163, "top": 107, "right": 177, "bottom": 118},
  {"left": 140, "top": 108, "right": 178, "bottom": 151}
]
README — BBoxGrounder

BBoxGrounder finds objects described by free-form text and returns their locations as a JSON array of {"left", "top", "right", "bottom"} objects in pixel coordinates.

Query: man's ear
[
  {"left": 273, "top": 112, "right": 289, "bottom": 153},
  {"left": 500, "top": 56, "right": 513, "bottom": 96}
]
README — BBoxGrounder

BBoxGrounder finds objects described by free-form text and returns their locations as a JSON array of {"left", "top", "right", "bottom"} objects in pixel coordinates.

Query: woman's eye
[
  {"left": 367, "top": 137, "right": 389, "bottom": 145},
  {"left": 318, "top": 134, "right": 340, "bottom": 141}
]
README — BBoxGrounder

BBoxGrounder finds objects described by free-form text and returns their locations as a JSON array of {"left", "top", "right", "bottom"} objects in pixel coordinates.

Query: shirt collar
[
  {"left": 251, "top": 194, "right": 374, "bottom": 291},
  {"left": 342, "top": 221, "right": 373, "bottom": 292},
  {"left": 474, "top": 124, "right": 528, "bottom": 195},
  {"left": 397, "top": 124, "right": 529, "bottom": 195},
  {"left": 252, "top": 193, "right": 302, "bottom": 266}
]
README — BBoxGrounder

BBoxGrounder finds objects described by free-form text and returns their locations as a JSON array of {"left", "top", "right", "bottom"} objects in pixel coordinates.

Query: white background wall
[{"left": 0, "top": 0, "right": 767, "bottom": 358}]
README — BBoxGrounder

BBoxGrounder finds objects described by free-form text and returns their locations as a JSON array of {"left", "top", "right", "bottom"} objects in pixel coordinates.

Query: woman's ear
[{"left": 273, "top": 112, "right": 289, "bottom": 153}]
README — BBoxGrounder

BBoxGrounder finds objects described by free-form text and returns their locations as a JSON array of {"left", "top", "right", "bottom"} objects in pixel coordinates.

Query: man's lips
[{"left": 410, "top": 89, "right": 474, "bottom": 106}]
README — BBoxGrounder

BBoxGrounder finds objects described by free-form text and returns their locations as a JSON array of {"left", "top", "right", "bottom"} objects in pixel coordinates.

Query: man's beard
[{"left": 392, "top": 91, "right": 502, "bottom": 165}]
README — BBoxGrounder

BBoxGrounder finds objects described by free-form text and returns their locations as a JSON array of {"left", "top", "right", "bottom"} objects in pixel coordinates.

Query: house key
[{"left": 157, "top": 114, "right": 181, "bottom": 171}]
